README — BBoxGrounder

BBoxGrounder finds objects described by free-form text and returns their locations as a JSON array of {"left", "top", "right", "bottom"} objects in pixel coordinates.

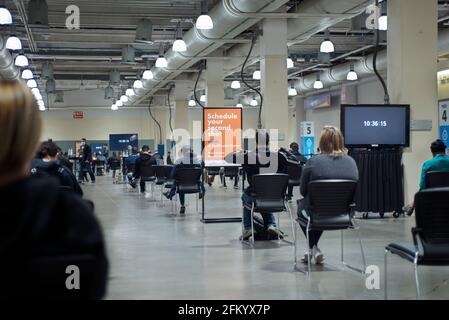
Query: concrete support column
[
  {"left": 387, "top": 0, "right": 438, "bottom": 203},
  {"left": 205, "top": 58, "right": 225, "bottom": 107},
  {"left": 260, "top": 18, "right": 289, "bottom": 148},
  {"left": 174, "top": 82, "right": 191, "bottom": 134}
]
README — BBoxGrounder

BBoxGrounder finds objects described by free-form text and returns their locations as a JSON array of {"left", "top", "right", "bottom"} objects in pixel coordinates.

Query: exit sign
[{"left": 73, "top": 111, "right": 84, "bottom": 119}]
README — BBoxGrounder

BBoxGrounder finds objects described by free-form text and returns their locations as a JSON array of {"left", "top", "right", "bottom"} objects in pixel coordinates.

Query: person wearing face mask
[{"left": 78, "top": 138, "right": 96, "bottom": 184}]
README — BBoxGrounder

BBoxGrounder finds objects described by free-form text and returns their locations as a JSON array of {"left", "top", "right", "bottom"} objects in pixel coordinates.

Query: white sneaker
[
  {"left": 144, "top": 192, "right": 151, "bottom": 198},
  {"left": 239, "top": 229, "right": 253, "bottom": 241},
  {"left": 313, "top": 246, "right": 325, "bottom": 264},
  {"left": 301, "top": 251, "right": 310, "bottom": 264}
]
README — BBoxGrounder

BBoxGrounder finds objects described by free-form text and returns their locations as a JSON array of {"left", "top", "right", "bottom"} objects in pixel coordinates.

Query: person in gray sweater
[{"left": 298, "top": 126, "right": 359, "bottom": 264}]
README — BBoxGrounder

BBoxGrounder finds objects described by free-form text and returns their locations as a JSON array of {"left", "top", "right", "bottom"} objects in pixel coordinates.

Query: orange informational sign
[
  {"left": 203, "top": 108, "right": 242, "bottom": 165},
  {"left": 75, "top": 141, "right": 82, "bottom": 157}
]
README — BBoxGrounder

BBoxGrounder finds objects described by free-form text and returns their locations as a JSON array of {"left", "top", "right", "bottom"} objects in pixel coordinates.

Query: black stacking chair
[
  {"left": 286, "top": 162, "right": 302, "bottom": 200},
  {"left": 140, "top": 165, "right": 156, "bottom": 198},
  {"left": 154, "top": 165, "right": 169, "bottom": 201},
  {"left": 95, "top": 160, "right": 105, "bottom": 176},
  {"left": 385, "top": 187, "right": 449, "bottom": 300},
  {"left": 295, "top": 180, "right": 366, "bottom": 276},
  {"left": 174, "top": 167, "right": 203, "bottom": 213},
  {"left": 205, "top": 166, "right": 221, "bottom": 186},
  {"left": 425, "top": 171, "right": 449, "bottom": 188},
  {"left": 25, "top": 254, "right": 106, "bottom": 300},
  {"left": 245, "top": 174, "right": 293, "bottom": 246},
  {"left": 222, "top": 166, "right": 240, "bottom": 188}
]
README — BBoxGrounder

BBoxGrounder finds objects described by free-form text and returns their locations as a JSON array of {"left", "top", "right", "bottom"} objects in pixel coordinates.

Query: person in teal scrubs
[
  {"left": 418, "top": 139, "right": 449, "bottom": 189},
  {"left": 404, "top": 139, "right": 449, "bottom": 215}
]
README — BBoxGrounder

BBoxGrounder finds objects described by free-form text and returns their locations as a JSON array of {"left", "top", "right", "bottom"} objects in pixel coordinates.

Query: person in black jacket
[
  {"left": 31, "top": 141, "right": 83, "bottom": 196},
  {"left": 225, "top": 130, "right": 293, "bottom": 240},
  {"left": 289, "top": 142, "right": 308, "bottom": 164},
  {"left": 78, "top": 138, "right": 96, "bottom": 184},
  {"left": 0, "top": 80, "right": 108, "bottom": 299},
  {"left": 57, "top": 147, "right": 73, "bottom": 172},
  {"left": 133, "top": 145, "right": 157, "bottom": 194}
]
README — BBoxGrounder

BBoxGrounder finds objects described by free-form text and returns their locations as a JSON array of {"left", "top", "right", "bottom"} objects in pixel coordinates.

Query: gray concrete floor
[{"left": 82, "top": 175, "right": 449, "bottom": 300}]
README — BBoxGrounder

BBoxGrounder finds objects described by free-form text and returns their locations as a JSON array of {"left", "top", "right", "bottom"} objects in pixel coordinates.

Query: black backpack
[{"left": 252, "top": 215, "right": 284, "bottom": 241}]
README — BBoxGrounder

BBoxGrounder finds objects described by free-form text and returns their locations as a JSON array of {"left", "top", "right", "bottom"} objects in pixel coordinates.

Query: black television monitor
[
  {"left": 109, "top": 133, "right": 138, "bottom": 151},
  {"left": 341, "top": 104, "right": 410, "bottom": 148}
]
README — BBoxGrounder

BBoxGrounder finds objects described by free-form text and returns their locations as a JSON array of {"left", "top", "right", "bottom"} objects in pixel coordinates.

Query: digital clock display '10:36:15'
[{"left": 363, "top": 120, "right": 387, "bottom": 127}]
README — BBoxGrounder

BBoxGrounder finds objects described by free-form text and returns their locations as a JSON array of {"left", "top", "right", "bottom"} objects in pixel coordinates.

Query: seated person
[
  {"left": 225, "top": 130, "right": 292, "bottom": 240},
  {"left": 166, "top": 151, "right": 173, "bottom": 165},
  {"left": 164, "top": 146, "right": 205, "bottom": 215},
  {"left": 403, "top": 139, "right": 449, "bottom": 215},
  {"left": 298, "top": 126, "right": 358, "bottom": 264},
  {"left": 418, "top": 139, "right": 449, "bottom": 189},
  {"left": 133, "top": 145, "right": 157, "bottom": 194},
  {"left": 97, "top": 152, "right": 106, "bottom": 162},
  {"left": 220, "top": 167, "right": 239, "bottom": 189},
  {"left": 125, "top": 147, "right": 139, "bottom": 179},
  {"left": 108, "top": 152, "right": 120, "bottom": 178},
  {"left": 0, "top": 80, "right": 108, "bottom": 299},
  {"left": 289, "top": 142, "right": 307, "bottom": 164},
  {"left": 31, "top": 141, "right": 83, "bottom": 196}
]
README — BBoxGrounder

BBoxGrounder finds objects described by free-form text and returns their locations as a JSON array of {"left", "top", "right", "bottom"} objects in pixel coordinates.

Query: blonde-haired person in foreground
[
  {"left": 0, "top": 80, "right": 108, "bottom": 299},
  {"left": 297, "top": 126, "right": 359, "bottom": 264}
]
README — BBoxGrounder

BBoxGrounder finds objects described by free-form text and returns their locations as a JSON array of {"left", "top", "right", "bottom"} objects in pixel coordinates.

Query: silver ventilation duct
[
  {"left": 46, "top": 79, "right": 56, "bottom": 94},
  {"left": 122, "top": 46, "right": 136, "bottom": 63},
  {"left": 0, "top": 35, "right": 20, "bottom": 80},
  {"left": 223, "top": 0, "right": 373, "bottom": 74},
  {"left": 135, "top": 19, "right": 153, "bottom": 43},
  {"left": 104, "top": 85, "right": 114, "bottom": 99},
  {"left": 109, "top": 70, "right": 120, "bottom": 85},
  {"left": 41, "top": 61, "right": 54, "bottom": 80},
  {"left": 292, "top": 50, "right": 387, "bottom": 93},
  {"left": 128, "top": 0, "right": 291, "bottom": 104},
  {"left": 54, "top": 91, "right": 64, "bottom": 103}
]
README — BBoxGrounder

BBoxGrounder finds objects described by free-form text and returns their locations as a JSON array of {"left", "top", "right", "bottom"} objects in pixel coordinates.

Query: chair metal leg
[
  {"left": 287, "top": 204, "right": 296, "bottom": 244},
  {"left": 414, "top": 253, "right": 421, "bottom": 300},
  {"left": 384, "top": 249, "right": 388, "bottom": 300},
  {"left": 280, "top": 203, "right": 295, "bottom": 245},
  {"left": 294, "top": 222, "right": 298, "bottom": 265},
  {"left": 341, "top": 220, "right": 367, "bottom": 274},
  {"left": 151, "top": 182, "right": 154, "bottom": 200},
  {"left": 357, "top": 225, "right": 367, "bottom": 272},
  {"left": 250, "top": 204, "right": 255, "bottom": 246},
  {"left": 306, "top": 219, "right": 311, "bottom": 277},
  {"left": 196, "top": 194, "right": 199, "bottom": 212},
  {"left": 277, "top": 212, "right": 281, "bottom": 242},
  {"left": 341, "top": 230, "right": 344, "bottom": 264}
]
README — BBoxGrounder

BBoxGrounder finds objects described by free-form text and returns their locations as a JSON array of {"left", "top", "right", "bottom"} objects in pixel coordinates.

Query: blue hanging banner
[
  {"left": 302, "top": 136, "right": 315, "bottom": 158},
  {"left": 300, "top": 121, "right": 315, "bottom": 158},
  {"left": 439, "top": 100, "right": 449, "bottom": 153}
]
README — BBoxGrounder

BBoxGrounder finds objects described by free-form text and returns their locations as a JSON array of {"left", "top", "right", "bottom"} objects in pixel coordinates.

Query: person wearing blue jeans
[
  {"left": 225, "top": 130, "right": 293, "bottom": 241},
  {"left": 241, "top": 190, "right": 276, "bottom": 236},
  {"left": 78, "top": 138, "right": 95, "bottom": 184}
]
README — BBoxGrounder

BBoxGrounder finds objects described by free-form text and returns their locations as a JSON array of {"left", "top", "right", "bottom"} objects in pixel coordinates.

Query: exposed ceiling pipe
[
  {"left": 223, "top": 0, "right": 373, "bottom": 75},
  {"left": 292, "top": 50, "right": 386, "bottom": 93},
  {"left": 128, "top": 0, "right": 291, "bottom": 105},
  {"left": 286, "top": 0, "right": 373, "bottom": 45},
  {"left": 0, "top": 35, "right": 21, "bottom": 80},
  {"left": 294, "top": 23, "right": 449, "bottom": 94}
]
